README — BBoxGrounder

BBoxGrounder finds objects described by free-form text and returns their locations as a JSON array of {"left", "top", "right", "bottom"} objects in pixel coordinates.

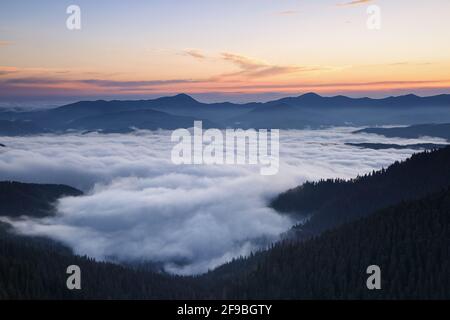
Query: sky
[{"left": 1, "top": 0, "right": 450, "bottom": 103}]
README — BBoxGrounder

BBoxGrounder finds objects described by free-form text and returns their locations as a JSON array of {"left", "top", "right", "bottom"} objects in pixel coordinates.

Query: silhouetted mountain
[
  {"left": 269, "top": 92, "right": 450, "bottom": 109},
  {"left": 0, "top": 120, "right": 47, "bottom": 136},
  {"left": 2, "top": 94, "right": 253, "bottom": 131},
  {"left": 346, "top": 142, "right": 448, "bottom": 150},
  {"left": 271, "top": 146, "right": 450, "bottom": 238},
  {"left": 355, "top": 123, "right": 450, "bottom": 141},
  {"left": 0, "top": 181, "right": 82, "bottom": 218},
  {"left": 2, "top": 93, "right": 450, "bottom": 133},
  {"left": 67, "top": 109, "right": 219, "bottom": 133},
  {"left": 1, "top": 181, "right": 449, "bottom": 299},
  {"left": 206, "top": 187, "right": 450, "bottom": 299},
  {"left": 235, "top": 93, "right": 450, "bottom": 128},
  {"left": 0, "top": 223, "right": 199, "bottom": 299}
]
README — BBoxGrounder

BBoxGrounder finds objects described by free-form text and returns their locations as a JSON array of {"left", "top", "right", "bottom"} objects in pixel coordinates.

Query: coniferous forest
[{"left": 1, "top": 147, "right": 449, "bottom": 299}]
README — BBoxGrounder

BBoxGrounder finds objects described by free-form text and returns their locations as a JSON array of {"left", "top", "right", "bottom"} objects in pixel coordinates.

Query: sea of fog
[{"left": 0, "top": 128, "right": 446, "bottom": 275}]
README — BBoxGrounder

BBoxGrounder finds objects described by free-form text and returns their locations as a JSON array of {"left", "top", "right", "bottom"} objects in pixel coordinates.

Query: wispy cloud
[
  {"left": 80, "top": 79, "right": 198, "bottom": 87},
  {"left": 0, "top": 66, "right": 17, "bottom": 76},
  {"left": 386, "top": 61, "right": 433, "bottom": 67},
  {"left": 207, "top": 79, "right": 450, "bottom": 92},
  {"left": 337, "top": 0, "right": 373, "bottom": 6},
  {"left": 1, "top": 57, "right": 448, "bottom": 98},
  {"left": 183, "top": 49, "right": 206, "bottom": 60},
  {"left": 219, "top": 52, "right": 320, "bottom": 79},
  {"left": 0, "top": 41, "right": 12, "bottom": 47},
  {"left": 182, "top": 51, "right": 319, "bottom": 80},
  {"left": 277, "top": 10, "right": 299, "bottom": 15}
]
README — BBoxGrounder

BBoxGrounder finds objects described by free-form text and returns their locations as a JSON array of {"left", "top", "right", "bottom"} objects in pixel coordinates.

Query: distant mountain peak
[
  {"left": 171, "top": 93, "right": 198, "bottom": 103},
  {"left": 300, "top": 92, "right": 322, "bottom": 99},
  {"left": 400, "top": 93, "right": 420, "bottom": 99}
]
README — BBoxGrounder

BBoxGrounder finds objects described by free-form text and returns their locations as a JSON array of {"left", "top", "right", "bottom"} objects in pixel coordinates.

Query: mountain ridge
[
  {"left": 0, "top": 181, "right": 82, "bottom": 218},
  {"left": 1, "top": 93, "right": 450, "bottom": 132}
]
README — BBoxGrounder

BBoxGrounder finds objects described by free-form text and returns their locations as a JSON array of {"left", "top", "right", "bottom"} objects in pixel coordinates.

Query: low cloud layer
[{"left": 0, "top": 128, "right": 443, "bottom": 274}]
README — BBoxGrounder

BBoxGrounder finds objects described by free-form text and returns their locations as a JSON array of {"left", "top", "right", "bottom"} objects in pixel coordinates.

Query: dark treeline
[
  {"left": 1, "top": 148, "right": 450, "bottom": 299},
  {"left": 0, "top": 224, "right": 201, "bottom": 299},
  {"left": 0, "top": 181, "right": 82, "bottom": 218},
  {"left": 272, "top": 147, "right": 450, "bottom": 238},
  {"left": 204, "top": 188, "right": 450, "bottom": 299}
]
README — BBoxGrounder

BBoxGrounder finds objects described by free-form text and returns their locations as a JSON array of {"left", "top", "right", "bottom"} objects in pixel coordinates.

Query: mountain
[
  {"left": 0, "top": 120, "right": 47, "bottom": 136},
  {"left": 0, "top": 181, "right": 82, "bottom": 218},
  {"left": 269, "top": 92, "right": 450, "bottom": 109},
  {"left": 67, "top": 109, "right": 219, "bottom": 133},
  {"left": 346, "top": 142, "right": 448, "bottom": 150},
  {"left": 2, "top": 93, "right": 450, "bottom": 133},
  {"left": 271, "top": 146, "right": 450, "bottom": 238},
  {"left": 206, "top": 187, "right": 450, "bottom": 299},
  {"left": 1, "top": 148, "right": 450, "bottom": 299},
  {"left": 1, "top": 94, "right": 253, "bottom": 132},
  {"left": 1, "top": 178, "right": 449, "bottom": 299},
  {"left": 355, "top": 123, "right": 450, "bottom": 141},
  {"left": 234, "top": 93, "right": 450, "bottom": 128},
  {"left": 0, "top": 223, "right": 199, "bottom": 299}
]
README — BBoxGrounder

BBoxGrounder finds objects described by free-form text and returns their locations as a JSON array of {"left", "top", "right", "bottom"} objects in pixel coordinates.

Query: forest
[{"left": 0, "top": 147, "right": 449, "bottom": 299}]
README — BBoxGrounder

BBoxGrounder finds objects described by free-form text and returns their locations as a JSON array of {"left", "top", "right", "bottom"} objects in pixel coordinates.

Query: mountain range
[
  {"left": 355, "top": 123, "right": 450, "bottom": 141},
  {"left": 1, "top": 93, "right": 450, "bottom": 134}
]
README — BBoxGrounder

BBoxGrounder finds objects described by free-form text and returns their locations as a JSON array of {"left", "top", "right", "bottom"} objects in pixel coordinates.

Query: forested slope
[{"left": 272, "top": 147, "right": 450, "bottom": 237}]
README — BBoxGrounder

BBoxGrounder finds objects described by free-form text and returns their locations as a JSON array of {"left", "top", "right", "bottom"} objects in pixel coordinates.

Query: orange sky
[{"left": 1, "top": 0, "right": 449, "bottom": 102}]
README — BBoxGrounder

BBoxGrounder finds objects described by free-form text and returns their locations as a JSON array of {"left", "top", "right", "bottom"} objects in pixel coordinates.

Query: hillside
[
  {"left": 0, "top": 120, "right": 47, "bottom": 136},
  {"left": 271, "top": 146, "right": 450, "bottom": 238},
  {"left": 206, "top": 187, "right": 450, "bottom": 299},
  {"left": 232, "top": 93, "right": 450, "bottom": 128},
  {"left": 2, "top": 93, "right": 450, "bottom": 132},
  {"left": 355, "top": 123, "right": 450, "bottom": 141},
  {"left": 0, "top": 148, "right": 450, "bottom": 299},
  {"left": 0, "top": 94, "right": 252, "bottom": 131},
  {"left": 0, "top": 181, "right": 82, "bottom": 217},
  {"left": 345, "top": 142, "right": 448, "bottom": 150},
  {"left": 1, "top": 179, "right": 448, "bottom": 299},
  {"left": 0, "top": 223, "right": 199, "bottom": 299},
  {"left": 67, "top": 109, "right": 218, "bottom": 133}
]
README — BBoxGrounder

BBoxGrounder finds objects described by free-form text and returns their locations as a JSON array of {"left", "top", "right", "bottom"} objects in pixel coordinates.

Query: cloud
[
  {"left": 0, "top": 66, "right": 17, "bottom": 76},
  {"left": 0, "top": 52, "right": 325, "bottom": 95},
  {"left": 195, "top": 79, "right": 450, "bottom": 92},
  {"left": 0, "top": 129, "right": 440, "bottom": 274},
  {"left": 1, "top": 57, "right": 447, "bottom": 98},
  {"left": 219, "top": 52, "right": 319, "bottom": 79},
  {"left": 80, "top": 79, "right": 198, "bottom": 88},
  {"left": 1, "top": 77, "right": 196, "bottom": 87},
  {"left": 2, "top": 77, "right": 63, "bottom": 85},
  {"left": 184, "top": 49, "right": 206, "bottom": 60},
  {"left": 386, "top": 61, "right": 433, "bottom": 67},
  {"left": 278, "top": 10, "right": 299, "bottom": 15},
  {"left": 1, "top": 71, "right": 449, "bottom": 98},
  {"left": 337, "top": 0, "right": 373, "bottom": 6},
  {"left": 183, "top": 51, "right": 319, "bottom": 79},
  {"left": 0, "top": 41, "right": 12, "bottom": 47}
]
